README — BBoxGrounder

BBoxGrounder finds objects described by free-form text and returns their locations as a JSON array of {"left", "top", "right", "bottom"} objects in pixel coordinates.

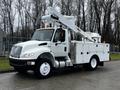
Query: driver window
[{"left": 53, "top": 28, "right": 65, "bottom": 42}]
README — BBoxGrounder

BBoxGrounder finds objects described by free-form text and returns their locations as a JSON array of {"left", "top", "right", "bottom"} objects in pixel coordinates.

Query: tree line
[{"left": 0, "top": 0, "right": 120, "bottom": 50}]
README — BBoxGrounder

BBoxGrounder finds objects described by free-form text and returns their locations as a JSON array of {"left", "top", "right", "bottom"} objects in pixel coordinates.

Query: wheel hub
[
  {"left": 91, "top": 58, "right": 97, "bottom": 68},
  {"left": 40, "top": 62, "right": 51, "bottom": 76}
]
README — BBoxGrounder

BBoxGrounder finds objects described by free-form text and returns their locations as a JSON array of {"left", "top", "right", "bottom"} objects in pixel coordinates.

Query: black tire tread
[{"left": 34, "top": 59, "right": 53, "bottom": 79}]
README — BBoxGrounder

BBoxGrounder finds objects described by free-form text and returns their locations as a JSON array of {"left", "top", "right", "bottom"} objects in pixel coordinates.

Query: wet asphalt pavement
[{"left": 0, "top": 61, "right": 120, "bottom": 90}]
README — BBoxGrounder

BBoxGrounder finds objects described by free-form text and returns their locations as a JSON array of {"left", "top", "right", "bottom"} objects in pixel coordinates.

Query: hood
[
  {"left": 15, "top": 40, "right": 49, "bottom": 47},
  {"left": 10, "top": 40, "right": 51, "bottom": 59},
  {"left": 15, "top": 40, "right": 50, "bottom": 53}
]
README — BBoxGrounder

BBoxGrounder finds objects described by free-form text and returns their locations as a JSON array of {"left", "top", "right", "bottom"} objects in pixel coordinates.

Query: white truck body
[
  {"left": 71, "top": 41, "right": 109, "bottom": 64},
  {"left": 9, "top": 7, "right": 109, "bottom": 78}
]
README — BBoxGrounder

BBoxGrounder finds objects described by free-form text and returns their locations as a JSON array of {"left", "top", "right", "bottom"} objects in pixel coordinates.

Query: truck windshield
[{"left": 31, "top": 29, "right": 54, "bottom": 41}]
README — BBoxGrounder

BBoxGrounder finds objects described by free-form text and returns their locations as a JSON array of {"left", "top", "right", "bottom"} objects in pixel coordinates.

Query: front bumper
[{"left": 9, "top": 58, "right": 36, "bottom": 70}]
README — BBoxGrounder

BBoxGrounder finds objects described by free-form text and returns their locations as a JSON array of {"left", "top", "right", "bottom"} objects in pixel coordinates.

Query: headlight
[
  {"left": 10, "top": 46, "right": 22, "bottom": 58},
  {"left": 22, "top": 53, "right": 35, "bottom": 58}
]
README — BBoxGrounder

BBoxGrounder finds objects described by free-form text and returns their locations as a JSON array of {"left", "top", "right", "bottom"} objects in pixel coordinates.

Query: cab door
[{"left": 50, "top": 28, "right": 67, "bottom": 57}]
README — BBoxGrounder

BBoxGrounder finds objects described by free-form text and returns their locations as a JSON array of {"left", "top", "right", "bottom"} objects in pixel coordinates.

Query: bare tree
[
  {"left": 49, "top": 0, "right": 54, "bottom": 6},
  {"left": 0, "top": 0, "right": 15, "bottom": 42},
  {"left": 81, "top": 0, "right": 86, "bottom": 31},
  {"left": 76, "top": 0, "right": 81, "bottom": 27},
  {"left": 102, "top": 0, "right": 114, "bottom": 43},
  {"left": 60, "top": 0, "right": 73, "bottom": 15},
  {"left": 32, "top": 0, "right": 46, "bottom": 30},
  {"left": 92, "top": 0, "right": 103, "bottom": 34}
]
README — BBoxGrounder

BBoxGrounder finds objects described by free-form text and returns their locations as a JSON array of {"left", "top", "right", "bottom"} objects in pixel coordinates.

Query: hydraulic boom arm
[{"left": 43, "top": 7, "right": 94, "bottom": 42}]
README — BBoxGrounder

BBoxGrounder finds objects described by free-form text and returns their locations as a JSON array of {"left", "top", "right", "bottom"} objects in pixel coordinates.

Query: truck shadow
[
  {"left": 15, "top": 66, "right": 110, "bottom": 80},
  {"left": 52, "top": 66, "right": 110, "bottom": 77}
]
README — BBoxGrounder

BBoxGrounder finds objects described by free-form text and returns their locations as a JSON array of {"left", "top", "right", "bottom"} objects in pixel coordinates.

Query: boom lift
[{"left": 42, "top": 7, "right": 97, "bottom": 42}]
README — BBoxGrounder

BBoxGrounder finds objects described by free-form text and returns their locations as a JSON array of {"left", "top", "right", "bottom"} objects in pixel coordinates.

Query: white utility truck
[{"left": 9, "top": 7, "right": 109, "bottom": 78}]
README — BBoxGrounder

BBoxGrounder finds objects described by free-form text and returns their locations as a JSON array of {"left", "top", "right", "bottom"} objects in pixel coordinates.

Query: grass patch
[
  {"left": 110, "top": 53, "right": 120, "bottom": 60},
  {"left": 0, "top": 57, "right": 13, "bottom": 71}
]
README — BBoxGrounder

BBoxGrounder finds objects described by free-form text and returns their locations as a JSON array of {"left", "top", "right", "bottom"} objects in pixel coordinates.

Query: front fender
[{"left": 36, "top": 52, "right": 55, "bottom": 67}]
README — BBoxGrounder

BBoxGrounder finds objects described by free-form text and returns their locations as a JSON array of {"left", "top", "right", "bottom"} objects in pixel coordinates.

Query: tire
[
  {"left": 34, "top": 59, "right": 53, "bottom": 79},
  {"left": 89, "top": 57, "right": 98, "bottom": 70},
  {"left": 83, "top": 57, "right": 98, "bottom": 71},
  {"left": 14, "top": 67, "right": 27, "bottom": 74}
]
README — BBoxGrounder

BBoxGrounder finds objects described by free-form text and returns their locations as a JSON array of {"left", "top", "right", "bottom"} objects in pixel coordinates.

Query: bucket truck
[{"left": 9, "top": 7, "right": 109, "bottom": 78}]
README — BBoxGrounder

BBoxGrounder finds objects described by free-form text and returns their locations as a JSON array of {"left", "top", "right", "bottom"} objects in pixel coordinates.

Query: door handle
[{"left": 64, "top": 47, "right": 67, "bottom": 52}]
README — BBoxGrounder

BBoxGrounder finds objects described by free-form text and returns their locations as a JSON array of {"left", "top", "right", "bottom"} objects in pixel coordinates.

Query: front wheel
[{"left": 34, "top": 59, "right": 53, "bottom": 78}]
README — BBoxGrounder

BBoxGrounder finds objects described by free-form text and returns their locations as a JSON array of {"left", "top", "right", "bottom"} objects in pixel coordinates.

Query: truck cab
[{"left": 32, "top": 27, "right": 69, "bottom": 57}]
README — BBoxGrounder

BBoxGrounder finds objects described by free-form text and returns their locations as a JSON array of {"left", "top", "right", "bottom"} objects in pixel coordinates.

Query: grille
[{"left": 10, "top": 46, "right": 22, "bottom": 58}]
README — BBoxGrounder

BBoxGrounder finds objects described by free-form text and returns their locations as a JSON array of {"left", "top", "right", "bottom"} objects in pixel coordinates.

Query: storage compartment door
[{"left": 75, "top": 43, "right": 84, "bottom": 64}]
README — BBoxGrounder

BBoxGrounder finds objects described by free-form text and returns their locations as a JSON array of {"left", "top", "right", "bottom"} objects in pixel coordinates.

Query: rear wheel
[
  {"left": 34, "top": 59, "right": 53, "bottom": 78},
  {"left": 89, "top": 57, "right": 98, "bottom": 70},
  {"left": 84, "top": 57, "right": 98, "bottom": 71}
]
